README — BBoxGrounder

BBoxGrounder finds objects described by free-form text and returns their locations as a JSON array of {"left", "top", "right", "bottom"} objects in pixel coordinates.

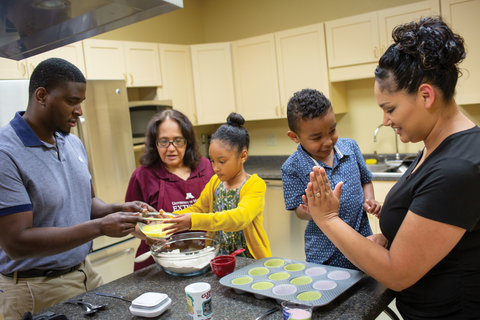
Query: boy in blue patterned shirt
[{"left": 281, "top": 89, "right": 381, "bottom": 269}]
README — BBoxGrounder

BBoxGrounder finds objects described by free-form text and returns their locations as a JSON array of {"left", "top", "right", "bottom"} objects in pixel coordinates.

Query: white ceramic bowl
[{"left": 150, "top": 231, "right": 220, "bottom": 277}]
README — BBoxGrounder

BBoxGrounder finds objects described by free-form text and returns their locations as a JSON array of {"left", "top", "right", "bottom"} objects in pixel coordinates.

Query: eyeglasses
[{"left": 156, "top": 139, "right": 187, "bottom": 148}]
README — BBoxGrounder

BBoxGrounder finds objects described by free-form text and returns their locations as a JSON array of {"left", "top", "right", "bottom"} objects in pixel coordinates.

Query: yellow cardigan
[{"left": 175, "top": 174, "right": 271, "bottom": 259}]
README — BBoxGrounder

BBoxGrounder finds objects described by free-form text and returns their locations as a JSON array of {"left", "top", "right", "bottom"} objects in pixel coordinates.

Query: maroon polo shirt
[{"left": 125, "top": 157, "right": 214, "bottom": 270}]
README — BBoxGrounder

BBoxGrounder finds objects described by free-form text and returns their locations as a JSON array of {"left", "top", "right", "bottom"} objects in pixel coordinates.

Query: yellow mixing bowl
[{"left": 138, "top": 218, "right": 173, "bottom": 239}]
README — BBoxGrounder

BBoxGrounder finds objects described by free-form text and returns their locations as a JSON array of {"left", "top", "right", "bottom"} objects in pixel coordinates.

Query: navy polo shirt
[
  {"left": 0, "top": 112, "right": 93, "bottom": 273},
  {"left": 281, "top": 138, "right": 373, "bottom": 268}
]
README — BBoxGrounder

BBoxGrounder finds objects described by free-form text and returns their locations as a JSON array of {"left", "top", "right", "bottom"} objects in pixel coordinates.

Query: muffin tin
[{"left": 219, "top": 257, "right": 363, "bottom": 307}]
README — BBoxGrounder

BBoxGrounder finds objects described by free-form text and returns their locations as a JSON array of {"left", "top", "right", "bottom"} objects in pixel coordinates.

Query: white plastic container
[
  {"left": 129, "top": 292, "right": 171, "bottom": 317},
  {"left": 185, "top": 282, "right": 213, "bottom": 319}
]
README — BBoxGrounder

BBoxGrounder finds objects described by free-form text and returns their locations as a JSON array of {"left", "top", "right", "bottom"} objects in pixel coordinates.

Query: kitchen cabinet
[
  {"left": 263, "top": 180, "right": 308, "bottom": 261},
  {"left": 232, "top": 34, "right": 281, "bottom": 120},
  {"left": 82, "top": 39, "right": 126, "bottom": 80},
  {"left": 0, "top": 58, "right": 28, "bottom": 79},
  {"left": 232, "top": 24, "right": 346, "bottom": 120},
  {"left": 190, "top": 42, "right": 236, "bottom": 125},
  {"left": 158, "top": 44, "right": 197, "bottom": 123},
  {"left": 275, "top": 24, "right": 345, "bottom": 114},
  {"left": 368, "top": 180, "right": 396, "bottom": 234},
  {"left": 441, "top": 0, "right": 480, "bottom": 105},
  {"left": 83, "top": 39, "right": 162, "bottom": 87},
  {"left": 123, "top": 41, "right": 162, "bottom": 87},
  {"left": 89, "top": 237, "right": 141, "bottom": 284},
  {"left": 0, "top": 41, "right": 85, "bottom": 80},
  {"left": 326, "top": 0, "right": 440, "bottom": 82},
  {"left": 25, "top": 41, "right": 86, "bottom": 77}
]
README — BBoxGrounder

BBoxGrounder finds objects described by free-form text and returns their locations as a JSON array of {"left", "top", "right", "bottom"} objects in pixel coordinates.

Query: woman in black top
[{"left": 304, "top": 16, "right": 480, "bottom": 319}]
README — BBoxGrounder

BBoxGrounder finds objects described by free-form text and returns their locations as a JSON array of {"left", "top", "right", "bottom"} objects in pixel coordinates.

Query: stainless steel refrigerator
[
  {"left": 73, "top": 80, "right": 139, "bottom": 283},
  {"left": 73, "top": 80, "right": 136, "bottom": 206},
  {"left": 0, "top": 79, "right": 140, "bottom": 283}
]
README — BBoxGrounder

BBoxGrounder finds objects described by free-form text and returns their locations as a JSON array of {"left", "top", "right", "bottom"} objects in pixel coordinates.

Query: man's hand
[
  {"left": 100, "top": 212, "right": 146, "bottom": 237},
  {"left": 116, "top": 201, "right": 155, "bottom": 214}
]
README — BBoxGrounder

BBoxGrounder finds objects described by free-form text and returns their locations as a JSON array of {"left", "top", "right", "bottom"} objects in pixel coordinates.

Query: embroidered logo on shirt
[{"left": 185, "top": 193, "right": 194, "bottom": 200}]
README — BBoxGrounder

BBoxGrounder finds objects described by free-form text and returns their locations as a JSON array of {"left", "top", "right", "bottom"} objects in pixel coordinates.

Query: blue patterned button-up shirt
[{"left": 281, "top": 138, "right": 373, "bottom": 269}]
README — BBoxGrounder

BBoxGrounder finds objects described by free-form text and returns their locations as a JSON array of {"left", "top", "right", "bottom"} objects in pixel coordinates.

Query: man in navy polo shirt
[{"left": 0, "top": 58, "right": 152, "bottom": 320}]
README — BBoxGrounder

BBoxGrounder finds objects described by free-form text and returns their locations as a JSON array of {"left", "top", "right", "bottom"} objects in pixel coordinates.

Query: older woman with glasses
[{"left": 125, "top": 109, "right": 214, "bottom": 271}]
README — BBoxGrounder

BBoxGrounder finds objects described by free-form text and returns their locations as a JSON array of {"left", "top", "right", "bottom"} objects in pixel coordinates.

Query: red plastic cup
[{"left": 210, "top": 248, "right": 245, "bottom": 278}]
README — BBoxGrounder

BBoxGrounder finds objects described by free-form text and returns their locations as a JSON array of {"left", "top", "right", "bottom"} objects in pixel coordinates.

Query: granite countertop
[
  {"left": 35, "top": 257, "right": 394, "bottom": 320},
  {"left": 244, "top": 155, "right": 407, "bottom": 181}
]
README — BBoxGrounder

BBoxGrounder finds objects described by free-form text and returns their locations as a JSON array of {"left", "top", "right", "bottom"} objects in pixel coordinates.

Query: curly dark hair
[
  {"left": 29, "top": 58, "right": 86, "bottom": 98},
  {"left": 375, "top": 16, "right": 466, "bottom": 102},
  {"left": 140, "top": 109, "right": 202, "bottom": 170},
  {"left": 286, "top": 88, "right": 332, "bottom": 134},
  {"left": 211, "top": 113, "right": 249, "bottom": 155}
]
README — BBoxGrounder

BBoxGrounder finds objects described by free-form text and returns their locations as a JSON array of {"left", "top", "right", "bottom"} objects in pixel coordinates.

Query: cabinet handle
[
  {"left": 373, "top": 46, "right": 379, "bottom": 58},
  {"left": 193, "top": 113, "right": 198, "bottom": 125},
  {"left": 281, "top": 106, "right": 286, "bottom": 117},
  {"left": 381, "top": 45, "right": 386, "bottom": 54},
  {"left": 30, "top": 63, "right": 35, "bottom": 72},
  {"left": 90, "top": 248, "right": 134, "bottom": 267},
  {"left": 123, "top": 73, "right": 127, "bottom": 83},
  {"left": 275, "top": 106, "right": 279, "bottom": 117},
  {"left": 21, "top": 62, "right": 26, "bottom": 76},
  {"left": 129, "top": 73, "right": 134, "bottom": 85}
]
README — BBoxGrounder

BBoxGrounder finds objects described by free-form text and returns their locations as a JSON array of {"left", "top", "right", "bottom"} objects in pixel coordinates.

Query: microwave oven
[{"left": 129, "top": 100, "right": 173, "bottom": 145}]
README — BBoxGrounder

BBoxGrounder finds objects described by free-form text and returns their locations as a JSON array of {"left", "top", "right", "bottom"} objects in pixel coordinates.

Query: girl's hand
[
  {"left": 363, "top": 199, "right": 382, "bottom": 218},
  {"left": 304, "top": 166, "right": 343, "bottom": 224},
  {"left": 366, "top": 233, "right": 388, "bottom": 248},
  {"left": 163, "top": 213, "right": 192, "bottom": 236}
]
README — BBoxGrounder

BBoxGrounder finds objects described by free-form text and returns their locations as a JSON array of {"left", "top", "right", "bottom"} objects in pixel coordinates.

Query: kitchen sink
[
  {"left": 367, "top": 159, "right": 413, "bottom": 174},
  {"left": 366, "top": 164, "right": 388, "bottom": 173}
]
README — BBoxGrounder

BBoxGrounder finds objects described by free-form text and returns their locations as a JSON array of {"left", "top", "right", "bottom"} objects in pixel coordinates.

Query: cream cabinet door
[
  {"left": 275, "top": 23, "right": 332, "bottom": 115},
  {"left": 0, "top": 58, "right": 28, "bottom": 79},
  {"left": 368, "top": 180, "right": 397, "bottom": 234},
  {"left": 442, "top": 0, "right": 480, "bottom": 105},
  {"left": 190, "top": 42, "right": 236, "bottom": 125},
  {"left": 378, "top": 0, "right": 441, "bottom": 52},
  {"left": 327, "top": 1, "right": 440, "bottom": 82},
  {"left": 89, "top": 238, "right": 141, "bottom": 284},
  {"left": 232, "top": 34, "right": 281, "bottom": 121},
  {"left": 26, "top": 41, "right": 86, "bottom": 77},
  {"left": 124, "top": 41, "right": 162, "bottom": 87},
  {"left": 159, "top": 44, "right": 197, "bottom": 124},
  {"left": 263, "top": 180, "right": 308, "bottom": 261},
  {"left": 83, "top": 39, "right": 127, "bottom": 80},
  {"left": 325, "top": 12, "right": 380, "bottom": 69}
]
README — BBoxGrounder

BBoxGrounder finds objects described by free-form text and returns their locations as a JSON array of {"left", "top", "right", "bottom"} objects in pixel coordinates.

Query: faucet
[{"left": 374, "top": 124, "right": 400, "bottom": 160}]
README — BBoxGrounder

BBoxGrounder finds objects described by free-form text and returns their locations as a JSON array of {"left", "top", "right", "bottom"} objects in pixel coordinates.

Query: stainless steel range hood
[{"left": 0, "top": 0, "right": 183, "bottom": 61}]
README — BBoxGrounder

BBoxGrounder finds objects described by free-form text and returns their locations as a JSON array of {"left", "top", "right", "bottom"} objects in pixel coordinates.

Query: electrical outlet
[{"left": 266, "top": 134, "right": 276, "bottom": 146}]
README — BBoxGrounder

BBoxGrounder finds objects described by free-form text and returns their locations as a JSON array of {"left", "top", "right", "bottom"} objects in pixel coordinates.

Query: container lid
[
  {"left": 185, "top": 282, "right": 211, "bottom": 294},
  {"left": 130, "top": 296, "right": 172, "bottom": 318},
  {"left": 131, "top": 292, "right": 169, "bottom": 308}
]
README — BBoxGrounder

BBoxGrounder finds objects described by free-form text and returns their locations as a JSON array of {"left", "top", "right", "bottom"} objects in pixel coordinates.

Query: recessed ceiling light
[{"left": 33, "top": 0, "right": 70, "bottom": 10}]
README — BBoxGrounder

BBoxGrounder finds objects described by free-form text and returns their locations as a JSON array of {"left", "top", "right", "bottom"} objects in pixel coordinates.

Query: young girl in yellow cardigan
[{"left": 162, "top": 112, "right": 271, "bottom": 259}]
